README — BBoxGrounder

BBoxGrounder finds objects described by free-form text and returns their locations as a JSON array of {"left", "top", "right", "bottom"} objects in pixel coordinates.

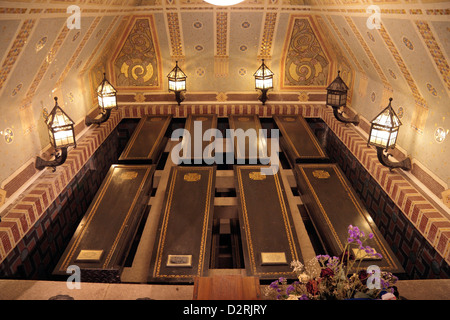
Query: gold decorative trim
[
  {"left": 184, "top": 173, "right": 201, "bottom": 182},
  {"left": 312, "top": 170, "right": 330, "bottom": 179},
  {"left": 249, "top": 171, "right": 266, "bottom": 181}
]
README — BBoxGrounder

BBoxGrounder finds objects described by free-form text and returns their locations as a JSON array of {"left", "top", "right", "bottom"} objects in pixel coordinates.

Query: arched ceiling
[{"left": 0, "top": 0, "right": 449, "bottom": 201}]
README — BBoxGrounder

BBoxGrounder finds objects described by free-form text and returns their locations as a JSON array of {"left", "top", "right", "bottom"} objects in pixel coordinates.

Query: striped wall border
[{"left": 0, "top": 104, "right": 448, "bottom": 266}]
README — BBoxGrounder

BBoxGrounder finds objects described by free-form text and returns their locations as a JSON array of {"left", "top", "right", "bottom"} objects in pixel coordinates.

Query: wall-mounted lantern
[
  {"left": 168, "top": 61, "right": 187, "bottom": 105},
  {"left": 368, "top": 98, "right": 411, "bottom": 171},
  {"left": 36, "top": 97, "right": 76, "bottom": 171},
  {"left": 326, "top": 71, "right": 359, "bottom": 125},
  {"left": 85, "top": 73, "right": 117, "bottom": 126},
  {"left": 253, "top": 59, "right": 273, "bottom": 105}
]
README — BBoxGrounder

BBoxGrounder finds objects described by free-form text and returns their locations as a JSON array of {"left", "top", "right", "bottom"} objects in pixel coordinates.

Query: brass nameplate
[
  {"left": 184, "top": 173, "right": 201, "bottom": 182},
  {"left": 249, "top": 171, "right": 266, "bottom": 181},
  {"left": 352, "top": 248, "right": 382, "bottom": 261},
  {"left": 76, "top": 250, "right": 103, "bottom": 262},
  {"left": 284, "top": 117, "right": 296, "bottom": 122},
  {"left": 150, "top": 117, "right": 162, "bottom": 121},
  {"left": 238, "top": 117, "right": 250, "bottom": 122},
  {"left": 166, "top": 255, "right": 193, "bottom": 267},
  {"left": 120, "top": 171, "right": 138, "bottom": 180},
  {"left": 312, "top": 170, "right": 330, "bottom": 179},
  {"left": 261, "top": 252, "right": 288, "bottom": 265}
]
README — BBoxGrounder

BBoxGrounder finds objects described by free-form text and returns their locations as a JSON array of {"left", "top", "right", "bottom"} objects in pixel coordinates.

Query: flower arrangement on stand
[{"left": 264, "top": 225, "right": 400, "bottom": 300}]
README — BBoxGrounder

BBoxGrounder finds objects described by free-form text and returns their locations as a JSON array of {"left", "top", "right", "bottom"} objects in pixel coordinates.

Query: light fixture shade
[
  {"left": 253, "top": 59, "right": 274, "bottom": 90},
  {"left": 368, "top": 98, "right": 401, "bottom": 149},
  {"left": 97, "top": 73, "right": 117, "bottom": 112},
  {"left": 326, "top": 71, "right": 348, "bottom": 108},
  {"left": 46, "top": 97, "right": 76, "bottom": 149},
  {"left": 203, "top": 0, "right": 245, "bottom": 5},
  {"left": 168, "top": 61, "right": 187, "bottom": 92}
]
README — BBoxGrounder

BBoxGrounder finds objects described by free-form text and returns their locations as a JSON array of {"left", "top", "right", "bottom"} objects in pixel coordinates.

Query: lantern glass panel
[
  {"left": 98, "top": 94, "right": 117, "bottom": 110},
  {"left": 168, "top": 79, "right": 186, "bottom": 92},
  {"left": 52, "top": 126, "right": 75, "bottom": 148},
  {"left": 255, "top": 77, "right": 273, "bottom": 90},
  {"left": 369, "top": 124, "right": 398, "bottom": 149}
]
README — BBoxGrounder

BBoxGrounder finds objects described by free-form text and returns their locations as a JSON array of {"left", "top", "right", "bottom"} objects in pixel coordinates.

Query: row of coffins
[{"left": 54, "top": 113, "right": 404, "bottom": 283}]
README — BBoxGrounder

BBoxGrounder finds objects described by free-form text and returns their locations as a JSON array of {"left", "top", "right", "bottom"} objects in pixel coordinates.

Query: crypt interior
[{"left": 0, "top": 0, "right": 449, "bottom": 300}]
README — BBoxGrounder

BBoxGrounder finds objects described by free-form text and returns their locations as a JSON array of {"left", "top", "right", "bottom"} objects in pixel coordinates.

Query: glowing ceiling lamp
[{"left": 203, "top": 0, "right": 245, "bottom": 6}]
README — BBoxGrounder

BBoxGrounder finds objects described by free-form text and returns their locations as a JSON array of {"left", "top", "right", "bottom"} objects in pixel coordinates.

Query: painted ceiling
[{"left": 0, "top": 0, "right": 449, "bottom": 205}]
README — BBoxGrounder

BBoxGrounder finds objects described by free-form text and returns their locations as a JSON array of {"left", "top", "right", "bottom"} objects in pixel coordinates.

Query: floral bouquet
[{"left": 265, "top": 225, "right": 400, "bottom": 300}]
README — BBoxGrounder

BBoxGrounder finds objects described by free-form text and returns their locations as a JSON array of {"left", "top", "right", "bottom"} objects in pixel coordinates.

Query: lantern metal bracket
[
  {"left": 257, "top": 88, "right": 269, "bottom": 105},
  {"left": 85, "top": 109, "right": 111, "bottom": 126},
  {"left": 375, "top": 146, "right": 412, "bottom": 171},
  {"left": 35, "top": 147, "right": 68, "bottom": 172},
  {"left": 174, "top": 90, "right": 185, "bottom": 106},
  {"left": 332, "top": 107, "right": 360, "bottom": 125}
]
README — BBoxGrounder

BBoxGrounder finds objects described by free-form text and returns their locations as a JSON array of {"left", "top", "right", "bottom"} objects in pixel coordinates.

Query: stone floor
[{"left": 0, "top": 279, "right": 449, "bottom": 300}]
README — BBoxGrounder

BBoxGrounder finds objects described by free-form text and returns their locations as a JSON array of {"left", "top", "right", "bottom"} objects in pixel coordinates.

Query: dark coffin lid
[
  {"left": 54, "top": 164, "right": 155, "bottom": 276},
  {"left": 294, "top": 163, "right": 404, "bottom": 274},
  {"left": 273, "top": 115, "right": 329, "bottom": 163},
  {"left": 228, "top": 114, "right": 270, "bottom": 163},
  {"left": 149, "top": 166, "right": 215, "bottom": 282},
  {"left": 118, "top": 115, "right": 172, "bottom": 164},
  {"left": 234, "top": 165, "right": 302, "bottom": 279},
  {"left": 179, "top": 114, "right": 218, "bottom": 164}
]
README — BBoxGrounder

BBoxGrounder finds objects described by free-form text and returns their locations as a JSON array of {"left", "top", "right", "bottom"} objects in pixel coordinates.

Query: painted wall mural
[
  {"left": 281, "top": 17, "right": 330, "bottom": 88},
  {"left": 112, "top": 16, "right": 162, "bottom": 89}
]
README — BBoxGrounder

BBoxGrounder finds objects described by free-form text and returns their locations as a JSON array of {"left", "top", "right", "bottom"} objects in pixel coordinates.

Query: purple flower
[
  {"left": 269, "top": 280, "right": 279, "bottom": 289},
  {"left": 286, "top": 285, "right": 295, "bottom": 295},
  {"left": 299, "top": 294, "right": 309, "bottom": 300},
  {"left": 369, "top": 233, "right": 374, "bottom": 239}
]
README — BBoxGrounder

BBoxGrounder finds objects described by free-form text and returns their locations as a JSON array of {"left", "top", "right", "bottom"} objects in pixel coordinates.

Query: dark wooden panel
[
  {"left": 53, "top": 165, "right": 156, "bottom": 282},
  {"left": 234, "top": 166, "right": 302, "bottom": 280},
  {"left": 228, "top": 115, "right": 270, "bottom": 164},
  {"left": 179, "top": 114, "right": 218, "bottom": 165},
  {"left": 273, "top": 115, "right": 329, "bottom": 165},
  {"left": 118, "top": 115, "right": 172, "bottom": 164},
  {"left": 149, "top": 166, "right": 215, "bottom": 283},
  {"left": 294, "top": 163, "right": 404, "bottom": 274}
]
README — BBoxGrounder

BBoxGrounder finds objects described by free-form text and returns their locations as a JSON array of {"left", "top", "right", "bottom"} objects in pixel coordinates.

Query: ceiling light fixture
[{"left": 203, "top": 0, "right": 245, "bottom": 6}]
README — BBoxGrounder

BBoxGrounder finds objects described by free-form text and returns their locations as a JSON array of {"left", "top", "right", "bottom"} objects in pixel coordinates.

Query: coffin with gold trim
[
  {"left": 149, "top": 166, "right": 215, "bottom": 283},
  {"left": 53, "top": 164, "right": 156, "bottom": 282},
  {"left": 228, "top": 114, "right": 270, "bottom": 164},
  {"left": 178, "top": 114, "right": 218, "bottom": 165},
  {"left": 273, "top": 115, "right": 329, "bottom": 165},
  {"left": 118, "top": 115, "right": 172, "bottom": 164},
  {"left": 234, "top": 165, "right": 302, "bottom": 280},
  {"left": 294, "top": 163, "right": 404, "bottom": 274}
]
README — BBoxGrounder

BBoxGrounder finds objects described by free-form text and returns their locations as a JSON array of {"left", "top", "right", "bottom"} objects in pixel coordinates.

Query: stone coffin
[
  {"left": 273, "top": 115, "right": 329, "bottom": 165},
  {"left": 294, "top": 163, "right": 405, "bottom": 275},
  {"left": 228, "top": 115, "right": 270, "bottom": 165},
  {"left": 234, "top": 165, "right": 302, "bottom": 280},
  {"left": 149, "top": 166, "right": 215, "bottom": 283},
  {"left": 118, "top": 115, "right": 172, "bottom": 164},
  {"left": 178, "top": 114, "right": 218, "bottom": 165},
  {"left": 53, "top": 164, "right": 156, "bottom": 282}
]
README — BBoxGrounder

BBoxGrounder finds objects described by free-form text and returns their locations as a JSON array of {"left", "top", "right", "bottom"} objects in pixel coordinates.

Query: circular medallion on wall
[
  {"left": 434, "top": 127, "right": 447, "bottom": 143},
  {"left": 371, "top": 92, "right": 376, "bottom": 102},
  {"left": 241, "top": 21, "right": 250, "bottom": 29},
  {"left": 402, "top": 36, "right": 414, "bottom": 50},
  {"left": 193, "top": 21, "right": 203, "bottom": 29},
  {"left": 43, "top": 107, "right": 49, "bottom": 120},
  {"left": 195, "top": 44, "right": 204, "bottom": 52},
  {"left": 196, "top": 67, "right": 205, "bottom": 77},
  {"left": 238, "top": 67, "right": 247, "bottom": 76},
  {"left": 239, "top": 45, "right": 247, "bottom": 52},
  {"left": 4, "top": 128, "right": 14, "bottom": 144},
  {"left": 426, "top": 83, "right": 438, "bottom": 96},
  {"left": 397, "top": 107, "right": 404, "bottom": 119}
]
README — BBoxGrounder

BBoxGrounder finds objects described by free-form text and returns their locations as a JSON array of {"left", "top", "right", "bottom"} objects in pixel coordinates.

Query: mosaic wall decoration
[
  {"left": 258, "top": 12, "right": 277, "bottom": 59},
  {"left": 282, "top": 17, "right": 329, "bottom": 87},
  {"left": 415, "top": 20, "right": 450, "bottom": 92},
  {"left": 113, "top": 17, "right": 161, "bottom": 89},
  {"left": 166, "top": 12, "right": 183, "bottom": 59}
]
